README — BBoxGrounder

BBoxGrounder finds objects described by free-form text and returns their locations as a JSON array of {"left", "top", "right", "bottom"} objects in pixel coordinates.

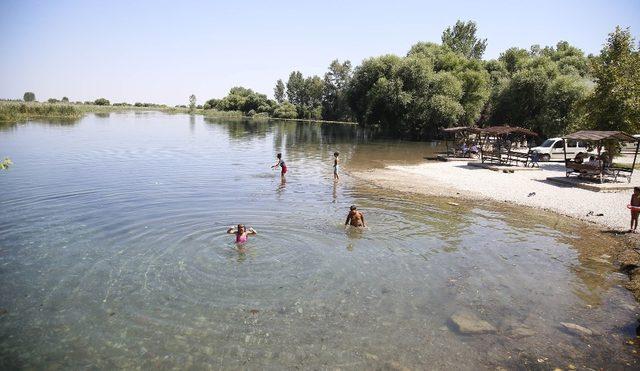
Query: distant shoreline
[{"left": 0, "top": 101, "right": 357, "bottom": 126}]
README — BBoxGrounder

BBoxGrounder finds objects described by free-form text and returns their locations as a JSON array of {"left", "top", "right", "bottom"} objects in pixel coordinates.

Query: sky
[{"left": 0, "top": 0, "right": 638, "bottom": 106}]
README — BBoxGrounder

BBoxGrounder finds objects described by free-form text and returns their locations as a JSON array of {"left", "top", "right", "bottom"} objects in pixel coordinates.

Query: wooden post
[
  {"left": 631, "top": 139, "right": 640, "bottom": 183},
  {"left": 563, "top": 137, "right": 568, "bottom": 177}
]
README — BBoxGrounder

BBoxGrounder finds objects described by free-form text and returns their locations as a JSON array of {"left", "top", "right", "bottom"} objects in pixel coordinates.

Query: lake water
[{"left": 0, "top": 112, "right": 638, "bottom": 369}]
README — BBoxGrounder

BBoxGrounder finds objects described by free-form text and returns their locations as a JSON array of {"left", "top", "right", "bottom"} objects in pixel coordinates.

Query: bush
[
  {"left": 272, "top": 102, "right": 298, "bottom": 119},
  {"left": 23, "top": 92, "right": 35, "bottom": 102},
  {"left": 94, "top": 98, "right": 110, "bottom": 106}
]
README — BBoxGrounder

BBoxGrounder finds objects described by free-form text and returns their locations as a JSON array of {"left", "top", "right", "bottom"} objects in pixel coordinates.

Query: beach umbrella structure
[
  {"left": 440, "top": 126, "right": 481, "bottom": 158},
  {"left": 478, "top": 126, "right": 538, "bottom": 166},
  {"left": 562, "top": 130, "right": 640, "bottom": 183}
]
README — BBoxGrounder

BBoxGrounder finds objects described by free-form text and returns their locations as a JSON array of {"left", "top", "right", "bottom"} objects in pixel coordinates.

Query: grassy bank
[{"left": 0, "top": 102, "right": 82, "bottom": 123}]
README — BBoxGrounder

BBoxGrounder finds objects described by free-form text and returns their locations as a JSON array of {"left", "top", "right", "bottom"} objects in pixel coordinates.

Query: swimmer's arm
[
  {"left": 361, "top": 213, "right": 366, "bottom": 228},
  {"left": 248, "top": 227, "right": 257, "bottom": 235},
  {"left": 345, "top": 214, "right": 351, "bottom": 226},
  {"left": 227, "top": 228, "right": 237, "bottom": 234}
]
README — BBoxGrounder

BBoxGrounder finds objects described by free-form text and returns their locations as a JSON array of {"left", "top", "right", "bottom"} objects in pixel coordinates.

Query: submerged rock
[
  {"left": 450, "top": 311, "right": 497, "bottom": 334},
  {"left": 560, "top": 322, "right": 593, "bottom": 336},
  {"left": 619, "top": 249, "right": 640, "bottom": 272},
  {"left": 509, "top": 325, "right": 535, "bottom": 338}
]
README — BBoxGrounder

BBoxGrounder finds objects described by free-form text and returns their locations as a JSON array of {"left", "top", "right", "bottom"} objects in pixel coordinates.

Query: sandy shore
[{"left": 353, "top": 161, "right": 638, "bottom": 231}]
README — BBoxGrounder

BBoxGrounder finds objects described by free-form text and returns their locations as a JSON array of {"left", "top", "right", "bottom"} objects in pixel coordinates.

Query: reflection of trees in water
[
  {"left": 95, "top": 112, "right": 111, "bottom": 118},
  {"left": 1, "top": 117, "right": 82, "bottom": 132},
  {"left": 203, "top": 117, "right": 270, "bottom": 142}
]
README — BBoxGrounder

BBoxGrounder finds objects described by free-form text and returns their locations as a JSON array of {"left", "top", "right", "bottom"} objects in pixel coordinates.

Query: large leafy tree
[
  {"left": 441, "top": 20, "right": 487, "bottom": 60},
  {"left": 215, "top": 87, "right": 276, "bottom": 115},
  {"left": 489, "top": 41, "right": 591, "bottom": 137},
  {"left": 346, "top": 42, "right": 489, "bottom": 139},
  {"left": 580, "top": 27, "right": 640, "bottom": 134},
  {"left": 322, "top": 59, "right": 353, "bottom": 121}
]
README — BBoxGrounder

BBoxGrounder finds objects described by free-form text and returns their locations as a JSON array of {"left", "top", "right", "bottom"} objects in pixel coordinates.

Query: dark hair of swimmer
[
  {"left": 334, "top": 152, "right": 339, "bottom": 157},
  {"left": 276, "top": 153, "right": 282, "bottom": 159},
  {"left": 350, "top": 205, "right": 357, "bottom": 211}
]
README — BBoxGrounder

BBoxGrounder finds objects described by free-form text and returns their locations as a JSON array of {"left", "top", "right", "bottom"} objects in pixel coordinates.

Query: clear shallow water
[{"left": 0, "top": 113, "right": 638, "bottom": 369}]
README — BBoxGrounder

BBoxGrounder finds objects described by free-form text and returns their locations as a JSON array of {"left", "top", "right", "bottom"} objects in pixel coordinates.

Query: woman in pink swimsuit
[{"left": 227, "top": 224, "right": 257, "bottom": 244}]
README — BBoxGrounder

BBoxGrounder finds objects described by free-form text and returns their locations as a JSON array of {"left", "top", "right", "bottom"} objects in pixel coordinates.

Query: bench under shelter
[
  {"left": 478, "top": 126, "right": 538, "bottom": 166},
  {"left": 562, "top": 130, "right": 640, "bottom": 183},
  {"left": 440, "top": 126, "right": 481, "bottom": 158}
]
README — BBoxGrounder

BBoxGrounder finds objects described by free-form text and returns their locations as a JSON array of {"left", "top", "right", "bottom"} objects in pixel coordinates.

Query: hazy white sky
[{"left": 1, "top": 0, "right": 638, "bottom": 105}]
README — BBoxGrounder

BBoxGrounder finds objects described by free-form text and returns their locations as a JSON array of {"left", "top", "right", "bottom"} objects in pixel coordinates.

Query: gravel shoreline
[
  {"left": 353, "top": 160, "right": 640, "bottom": 301},
  {"left": 352, "top": 161, "right": 637, "bottom": 231}
]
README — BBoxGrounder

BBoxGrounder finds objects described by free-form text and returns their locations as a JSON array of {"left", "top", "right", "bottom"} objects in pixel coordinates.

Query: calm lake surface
[{"left": 0, "top": 112, "right": 638, "bottom": 369}]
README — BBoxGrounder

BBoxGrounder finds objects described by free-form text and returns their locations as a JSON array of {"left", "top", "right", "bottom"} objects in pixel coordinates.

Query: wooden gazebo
[
  {"left": 440, "top": 126, "right": 481, "bottom": 158},
  {"left": 478, "top": 126, "right": 538, "bottom": 165},
  {"left": 562, "top": 130, "right": 639, "bottom": 183}
]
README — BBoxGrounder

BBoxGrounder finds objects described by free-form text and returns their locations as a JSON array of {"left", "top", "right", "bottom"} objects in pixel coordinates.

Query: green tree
[
  {"left": 61, "top": 96, "right": 69, "bottom": 103},
  {"left": 23, "top": 92, "right": 35, "bottom": 102},
  {"left": 581, "top": 27, "right": 640, "bottom": 134},
  {"left": 273, "top": 102, "right": 298, "bottom": 119},
  {"left": 215, "top": 87, "right": 276, "bottom": 115},
  {"left": 189, "top": 94, "right": 197, "bottom": 112},
  {"left": 203, "top": 98, "right": 219, "bottom": 110},
  {"left": 47, "top": 98, "right": 60, "bottom": 103},
  {"left": 274, "top": 79, "right": 285, "bottom": 103},
  {"left": 94, "top": 98, "right": 110, "bottom": 106},
  {"left": 322, "top": 59, "right": 353, "bottom": 121},
  {"left": 286, "top": 71, "right": 305, "bottom": 106},
  {"left": 441, "top": 20, "right": 487, "bottom": 59},
  {"left": 489, "top": 41, "right": 590, "bottom": 137},
  {"left": 499, "top": 47, "right": 530, "bottom": 75},
  {"left": 346, "top": 43, "right": 489, "bottom": 139}
]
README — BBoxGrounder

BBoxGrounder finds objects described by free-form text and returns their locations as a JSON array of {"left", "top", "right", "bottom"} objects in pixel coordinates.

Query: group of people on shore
[{"left": 227, "top": 151, "right": 365, "bottom": 245}]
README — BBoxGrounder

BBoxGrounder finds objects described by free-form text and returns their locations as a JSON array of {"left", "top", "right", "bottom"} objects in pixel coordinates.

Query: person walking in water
[
  {"left": 271, "top": 152, "right": 287, "bottom": 178},
  {"left": 227, "top": 224, "right": 257, "bottom": 244},
  {"left": 345, "top": 205, "right": 365, "bottom": 228},
  {"left": 333, "top": 151, "right": 340, "bottom": 181}
]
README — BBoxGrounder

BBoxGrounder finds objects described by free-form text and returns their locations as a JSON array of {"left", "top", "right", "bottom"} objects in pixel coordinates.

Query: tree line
[{"left": 203, "top": 21, "right": 639, "bottom": 139}]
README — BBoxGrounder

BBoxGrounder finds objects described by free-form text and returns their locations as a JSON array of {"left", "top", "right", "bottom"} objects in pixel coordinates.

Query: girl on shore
[{"left": 271, "top": 152, "right": 287, "bottom": 177}]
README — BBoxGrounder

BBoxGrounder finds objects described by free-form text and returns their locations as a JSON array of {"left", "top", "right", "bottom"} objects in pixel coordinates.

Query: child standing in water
[
  {"left": 630, "top": 187, "right": 640, "bottom": 233},
  {"left": 271, "top": 153, "right": 287, "bottom": 177},
  {"left": 333, "top": 151, "right": 340, "bottom": 181},
  {"left": 345, "top": 205, "right": 366, "bottom": 228},
  {"left": 227, "top": 224, "right": 257, "bottom": 244}
]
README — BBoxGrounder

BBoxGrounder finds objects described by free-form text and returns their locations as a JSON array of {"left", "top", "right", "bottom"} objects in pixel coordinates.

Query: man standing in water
[{"left": 345, "top": 205, "right": 365, "bottom": 228}]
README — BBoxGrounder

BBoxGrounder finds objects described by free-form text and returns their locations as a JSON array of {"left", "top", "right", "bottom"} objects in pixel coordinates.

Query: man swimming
[
  {"left": 345, "top": 205, "right": 366, "bottom": 228},
  {"left": 227, "top": 224, "right": 257, "bottom": 244}
]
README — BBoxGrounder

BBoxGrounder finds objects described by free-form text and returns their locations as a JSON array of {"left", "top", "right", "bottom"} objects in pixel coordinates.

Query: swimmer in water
[
  {"left": 227, "top": 224, "right": 257, "bottom": 244},
  {"left": 345, "top": 205, "right": 365, "bottom": 228},
  {"left": 271, "top": 152, "right": 287, "bottom": 178}
]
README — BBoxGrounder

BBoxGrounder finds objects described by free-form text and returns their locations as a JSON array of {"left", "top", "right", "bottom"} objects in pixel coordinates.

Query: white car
[{"left": 531, "top": 138, "right": 589, "bottom": 162}]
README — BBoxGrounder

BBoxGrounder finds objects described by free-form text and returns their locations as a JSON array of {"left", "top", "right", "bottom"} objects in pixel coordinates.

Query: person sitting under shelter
[{"left": 586, "top": 155, "right": 601, "bottom": 168}]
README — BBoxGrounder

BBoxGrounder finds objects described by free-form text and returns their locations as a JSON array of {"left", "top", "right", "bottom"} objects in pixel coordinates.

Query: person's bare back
[{"left": 345, "top": 205, "right": 365, "bottom": 227}]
